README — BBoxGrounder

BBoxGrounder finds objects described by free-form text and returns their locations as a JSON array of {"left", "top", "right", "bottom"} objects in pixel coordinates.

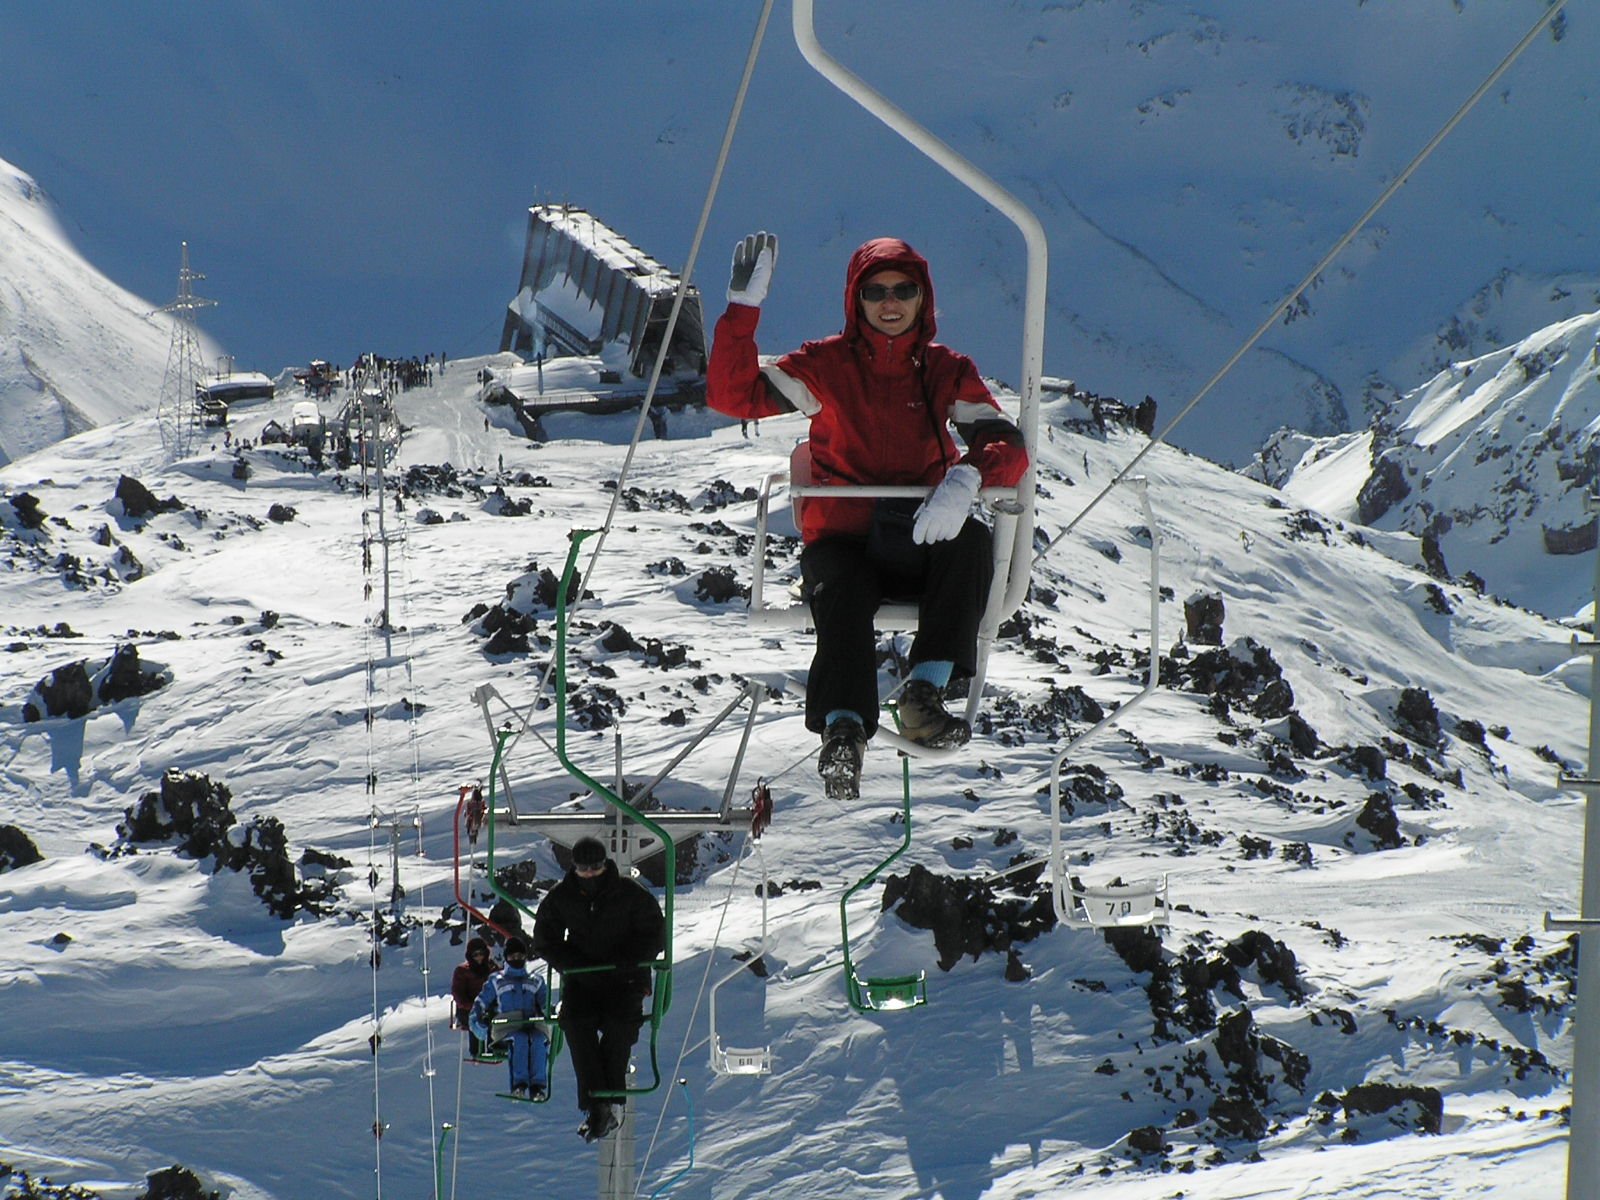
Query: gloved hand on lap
[{"left": 912, "top": 464, "right": 981, "bottom": 544}]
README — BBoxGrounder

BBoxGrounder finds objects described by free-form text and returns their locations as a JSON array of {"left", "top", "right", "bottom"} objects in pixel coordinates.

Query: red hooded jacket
[{"left": 707, "top": 237, "right": 1029, "bottom": 543}]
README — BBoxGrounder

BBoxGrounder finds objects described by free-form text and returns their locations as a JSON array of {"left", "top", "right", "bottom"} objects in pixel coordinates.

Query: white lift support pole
[{"left": 1550, "top": 487, "right": 1600, "bottom": 1200}]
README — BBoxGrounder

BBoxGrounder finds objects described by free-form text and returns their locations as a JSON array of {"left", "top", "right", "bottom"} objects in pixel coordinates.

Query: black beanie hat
[
  {"left": 504, "top": 936, "right": 529, "bottom": 958},
  {"left": 572, "top": 836, "right": 608, "bottom": 867},
  {"left": 466, "top": 936, "right": 489, "bottom": 956}
]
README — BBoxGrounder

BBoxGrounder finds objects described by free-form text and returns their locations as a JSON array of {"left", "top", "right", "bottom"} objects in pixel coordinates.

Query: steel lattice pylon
[{"left": 155, "top": 241, "right": 217, "bottom": 462}]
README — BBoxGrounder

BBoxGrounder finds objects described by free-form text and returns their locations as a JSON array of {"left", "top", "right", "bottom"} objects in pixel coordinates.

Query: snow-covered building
[{"left": 499, "top": 204, "right": 707, "bottom": 380}]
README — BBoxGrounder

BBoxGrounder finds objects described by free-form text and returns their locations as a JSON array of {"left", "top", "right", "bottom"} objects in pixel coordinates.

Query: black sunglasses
[{"left": 859, "top": 281, "right": 920, "bottom": 303}]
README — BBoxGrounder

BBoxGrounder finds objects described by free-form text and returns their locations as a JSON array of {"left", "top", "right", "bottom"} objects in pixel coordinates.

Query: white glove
[
  {"left": 912, "top": 464, "right": 981, "bottom": 544},
  {"left": 728, "top": 232, "right": 778, "bottom": 307}
]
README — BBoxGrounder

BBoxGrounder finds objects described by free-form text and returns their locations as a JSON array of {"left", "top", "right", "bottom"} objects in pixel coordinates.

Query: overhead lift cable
[{"left": 498, "top": 0, "right": 779, "bottom": 754}]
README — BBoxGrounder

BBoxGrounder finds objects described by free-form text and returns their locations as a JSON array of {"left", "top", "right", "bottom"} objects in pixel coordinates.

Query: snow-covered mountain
[
  {"left": 0, "top": 352, "right": 1586, "bottom": 1198},
  {"left": 0, "top": 159, "right": 202, "bottom": 467},
  {"left": 0, "top": 2, "right": 1593, "bottom": 465},
  {"left": 1259, "top": 308, "right": 1600, "bottom": 621}
]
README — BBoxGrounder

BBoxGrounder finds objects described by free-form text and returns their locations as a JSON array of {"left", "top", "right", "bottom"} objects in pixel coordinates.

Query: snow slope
[
  {"left": 0, "top": 159, "right": 206, "bottom": 467},
  {"left": 0, "top": 2, "right": 1594, "bottom": 464},
  {"left": 0, "top": 360, "right": 1585, "bottom": 1198},
  {"left": 1260, "top": 308, "right": 1600, "bottom": 620}
]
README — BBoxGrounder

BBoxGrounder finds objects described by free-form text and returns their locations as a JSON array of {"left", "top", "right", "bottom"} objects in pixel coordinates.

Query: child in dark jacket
[{"left": 451, "top": 936, "right": 495, "bottom": 1059}]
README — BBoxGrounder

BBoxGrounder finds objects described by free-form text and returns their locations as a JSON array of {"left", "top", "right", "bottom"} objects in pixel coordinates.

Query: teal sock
[
  {"left": 825, "top": 709, "right": 864, "bottom": 730},
  {"left": 909, "top": 661, "right": 953, "bottom": 689}
]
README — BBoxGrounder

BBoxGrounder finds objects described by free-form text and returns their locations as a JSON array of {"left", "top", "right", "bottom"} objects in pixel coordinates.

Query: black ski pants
[
  {"left": 800, "top": 517, "right": 993, "bottom": 738},
  {"left": 558, "top": 976, "right": 647, "bottom": 1111}
]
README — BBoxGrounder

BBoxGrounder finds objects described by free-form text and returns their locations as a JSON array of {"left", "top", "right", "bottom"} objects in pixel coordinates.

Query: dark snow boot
[
  {"left": 896, "top": 680, "right": 970, "bottom": 748},
  {"left": 580, "top": 1103, "right": 619, "bottom": 1142},
  {"left": 818, "top": 720, "right": 867, "bottom": 801}
]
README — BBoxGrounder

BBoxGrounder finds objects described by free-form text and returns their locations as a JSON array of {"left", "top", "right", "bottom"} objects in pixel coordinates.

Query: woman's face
[{"left": 858, "top": 268, "right": 923, "bottom": 337}]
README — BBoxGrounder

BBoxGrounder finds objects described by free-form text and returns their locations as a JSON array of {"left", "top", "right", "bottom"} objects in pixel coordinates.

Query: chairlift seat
[
  {"left": 748, "top": 440, "right": 1017, "bottom": 634},
  {"left": 711, "top": 1037, "right": 774, "bottom": 1077},
  {"left": 1062, "top": 876, "right": 1170, "bottom": 930},
  {"left": 848, "top": 970, "right": 927, "bottom": 1012}
]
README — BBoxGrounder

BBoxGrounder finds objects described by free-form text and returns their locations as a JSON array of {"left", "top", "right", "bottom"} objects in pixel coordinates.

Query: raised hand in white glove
[
  {"left": 912, "top": 464, "right": 982, "bottom": 544},
  {"left": 728, "top": 231, "right": 778, "bottom": 307}
]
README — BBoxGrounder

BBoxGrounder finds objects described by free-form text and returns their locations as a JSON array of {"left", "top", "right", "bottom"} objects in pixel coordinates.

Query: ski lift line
[
  {"left": 793, "top": 0, "right": 1043, "bottom": 628},
  {"left": 449, "top": 1031, "right": 467, "bottom": 1200},
  {"left": 366, "top": 806, "right": 386, "bottom": 1198},
  {"left": 1033, "top": 0, "right": 1568, "bottom": 569},
  {"left": 709, "top": 838, "right": 773, "bottom": 1077},
  {"left": 451, "top": 790, "right": 518, "bottom": 942},
  {"left": 625, "top": 683, "right": 765, "bottom": 812},
  {"left": 433, "top": 1124, "right": 453, "bottom": 1200},
  {"left": 502, "top": 0, "right": 779, "bottom": 747},
  {"left": 482, "top": 730, "right": 541, "bottom": 931},
  {"left": 391, "top": 530, "right": 445, "bottom": 1200},
  {"left": 448, "top": 1075, "right": 464, "bottom": 1200},
  {"left": 570, "top": 0, "right": 777, "bottom": 593}
]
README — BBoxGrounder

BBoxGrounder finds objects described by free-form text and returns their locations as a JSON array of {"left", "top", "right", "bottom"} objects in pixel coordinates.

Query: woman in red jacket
[{"left": 707, "top": 232, "right": 1029, "bottom": 800}]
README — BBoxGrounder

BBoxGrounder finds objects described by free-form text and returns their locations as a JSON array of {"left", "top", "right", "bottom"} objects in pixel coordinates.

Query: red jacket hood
[{"left": 843, "top": 238, "right": 936, "bottom": 350}]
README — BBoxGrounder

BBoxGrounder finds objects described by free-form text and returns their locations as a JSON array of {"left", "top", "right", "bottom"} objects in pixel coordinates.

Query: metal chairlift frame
[
  {"left": 840, "top": 749, "right": 927, "bottom": 1012},
  {"left": 740, "top": 0, "right": 1047, "bottom": 738},
  {"left": 471, "top": 530, "right": 777, "bottom": 1101},
  {"left": 1047, "top": 478, "right": 1170, "bottom": 931},
  {"left": 708, "top": 837, "right": 775, "bottom": 1076}
]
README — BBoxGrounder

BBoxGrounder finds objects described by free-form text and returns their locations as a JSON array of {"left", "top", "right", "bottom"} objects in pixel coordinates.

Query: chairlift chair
[
  {"left": 1057, "top": 875, "right": 1171, "bottom": 931},
  {"left": 749, "top": 439, "right": 1026, "bottom": 738},
  {"left": 708, "top": 838, "right": 775, "bottom": 1076},
  {"left": 1045, "top": 478, "right": 1173, "bottom": 932}
]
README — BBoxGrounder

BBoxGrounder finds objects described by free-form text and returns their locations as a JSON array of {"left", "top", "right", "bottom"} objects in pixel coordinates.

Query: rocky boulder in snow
[
  {"left": 0, "top": 824, "right": 43, "bottom": 873},
  {"left": 881, "top": 860, "right": 1055, "bottom": 973},
  {"left": 1184, "top": 591, "right": 1225, "bottom": 645},
  {"left": 139, "top": 1164, "right": 220, "bottom": 1200},
  {"left": 113, "top": 475, "right": 183, "bottom": 520},
  {"left": 5, "top": 491, "right": 47, "bottom": 531},
  {"left": 22, "top": 643, "right": 171, "bottom": 721},
  {"left": 1340, "top": 1081, "right": 1443, "bottom": 1136},
  {"left": 114, "top": 769, "right": 338, "bottom": 919}
]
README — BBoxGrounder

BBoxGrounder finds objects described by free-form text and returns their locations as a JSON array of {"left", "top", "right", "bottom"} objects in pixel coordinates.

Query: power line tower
[{"left": 155, "top": 241, "right": 217, "bottom": 462}]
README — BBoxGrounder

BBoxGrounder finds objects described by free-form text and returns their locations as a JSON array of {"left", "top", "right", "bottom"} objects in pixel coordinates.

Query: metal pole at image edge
[{"left": 1569, "top": 487, "right": 1600, "bottom": 1200}]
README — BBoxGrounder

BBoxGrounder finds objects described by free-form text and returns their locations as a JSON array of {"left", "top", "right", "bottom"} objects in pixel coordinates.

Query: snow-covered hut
[{"left": 500, "top": 205, "right": 706, "bottom": 379}]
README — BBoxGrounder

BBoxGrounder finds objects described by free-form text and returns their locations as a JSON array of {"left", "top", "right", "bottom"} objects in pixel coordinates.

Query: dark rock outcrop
[
  {"left": 1356, "top": 451, "right": 1409, "bottom": 524},
  {"left": 0, "top": 825, "right": 43, "bottom": 873},
  {"left": 1342, "top": 1082, "right": 1443, "bottom": 1135},
  {"left": 114, "top": 475, "right": 183, "bottom": 520},
  {"left": 1184, "top": 592, "right": 1225, "bottom": 646},
  {"left": 116, "top": 770, "right": 337, "bottom": 919},
  {"left": 881, "top": 860, "right": 1055, "bottom": 972}
]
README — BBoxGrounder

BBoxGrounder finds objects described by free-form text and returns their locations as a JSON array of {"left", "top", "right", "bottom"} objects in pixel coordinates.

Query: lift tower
[{"left": 155, "top": 241, "right": 216, "bottom": 462}]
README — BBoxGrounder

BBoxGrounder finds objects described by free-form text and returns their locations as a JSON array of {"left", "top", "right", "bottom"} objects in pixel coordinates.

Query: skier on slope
[
  {"left": 468, "top": 936, "right": 550, "bottom": 1100},
  {"left": 706, "top": 232, "right": 1030, "bottom": 800}
]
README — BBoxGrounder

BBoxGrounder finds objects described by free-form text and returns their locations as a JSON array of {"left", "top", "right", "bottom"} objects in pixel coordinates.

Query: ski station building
[{"left": 488, "top": 205, "right": 708, "bottom": 438}]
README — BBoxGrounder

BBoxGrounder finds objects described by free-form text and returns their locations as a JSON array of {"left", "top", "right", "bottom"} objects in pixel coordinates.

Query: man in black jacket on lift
[{"left": 533, "top": 835, "right": 666, "bottom": 1142}]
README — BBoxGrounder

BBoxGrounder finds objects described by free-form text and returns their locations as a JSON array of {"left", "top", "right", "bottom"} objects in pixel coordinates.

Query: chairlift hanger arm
[{"left": 792, "top": 0, "right": 1043, "bottom": 626}]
